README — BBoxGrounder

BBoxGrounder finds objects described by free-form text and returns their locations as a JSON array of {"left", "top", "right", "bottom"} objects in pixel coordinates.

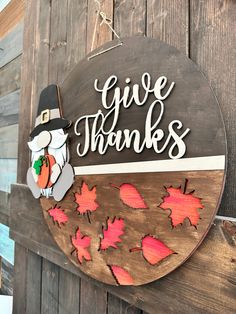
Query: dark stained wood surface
[
  {"left": 61, "top": 36, "right": 226, "bottom": 166},
  {"left": 40, "top": 170, "right": 224, "bottom": 285}
]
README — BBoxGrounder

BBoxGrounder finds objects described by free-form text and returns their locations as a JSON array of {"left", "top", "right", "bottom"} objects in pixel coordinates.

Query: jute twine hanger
[{"left": 88, "top": 0, "right": 123, "bottom": 60}]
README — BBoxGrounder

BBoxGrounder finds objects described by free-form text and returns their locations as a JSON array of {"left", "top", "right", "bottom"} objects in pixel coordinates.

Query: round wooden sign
[{"left": 28, "top": 37, "right": 226, "bottom": 286}]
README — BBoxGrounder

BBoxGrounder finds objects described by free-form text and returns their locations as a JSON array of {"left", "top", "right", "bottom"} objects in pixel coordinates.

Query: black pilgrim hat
[{"left": 30, "top": 85, "right": 71, "bottom": 138}]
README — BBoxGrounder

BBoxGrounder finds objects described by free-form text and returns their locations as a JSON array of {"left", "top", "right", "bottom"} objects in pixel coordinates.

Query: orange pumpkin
[{"left": 37, "top": 154, "right": 56, "bottom": 189}]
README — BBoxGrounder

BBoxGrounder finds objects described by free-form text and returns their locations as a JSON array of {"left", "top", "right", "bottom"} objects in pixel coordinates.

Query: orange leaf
[
  {"left": 100, "top": 217, "right": 124, "bottom": 251},
  {"left": 71, "top": 228, "right": 91, "bottom": 264},
  {"left": 159, "top": 180, "right": 204, "bottom": 227},
  {"left": 111, "top": 183, "right": 148, "bottom": 209},
  {"left": 130, "top": 235, "right": 174, "bottom": 265},
  {"left": 75, "top": 182, "right": 99, "bottom": 221},
  {"left": 109, "top": 265, "right": 134, "bottom": 285},
  {"left": 48, "top": 205, "right": 68, "bottom": 227}
]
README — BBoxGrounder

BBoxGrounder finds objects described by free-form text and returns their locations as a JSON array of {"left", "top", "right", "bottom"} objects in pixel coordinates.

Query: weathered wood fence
[{"left": 3, "top": 0, "right": 236, "bottom": 313}]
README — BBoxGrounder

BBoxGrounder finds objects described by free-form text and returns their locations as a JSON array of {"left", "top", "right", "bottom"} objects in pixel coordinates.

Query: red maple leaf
[
  {"left": 75, "top": 181, "right": 99, "bottom": 223},
  {"left": 109, "top": 265, "right": 134, "bottom": 285},
  {"left": 130, "top": 235, "right": 174, "bottom": 265},
  {"left": 111, "top": 183, "right": 148, "bottom": 209},
  {"left": 159, "top": 179, "right": 204, "bottom": 227},
  {"left": 71, "top": 228, "right": 92, "bottom": 264},
  {"left": 48, "top": 205, "right": 68, "bottom": 227},
  {"left": 100, "top": 217, "right": 124, "bottom": 251}
]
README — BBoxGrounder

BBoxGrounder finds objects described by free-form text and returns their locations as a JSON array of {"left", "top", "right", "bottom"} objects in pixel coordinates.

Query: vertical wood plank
[
  {"left": 31, "top": 0, "right": 52, "bottom": 122},
  {"left": 79, "top": 1, "right": 114, "bottom": 312},
  {"left": 114, "top": 0, "right": 146, "bottom": 37},
  {"left": 190, "top": 0, "right": 236, "bottom": 217},
  {"left": 107, "top": 294, "right": 142, "bottom": 314},
  {"left": 41, "top": 259, "right": 60, "bottom": 314},
  {"left": 87, "top": 0, "right": 113, "bottom": 52},
  {"left": 49, "top": 0, "right": 68, "bottom": 84},
  {"left": 66, "top": 0, "right": 88, "bottom": 72},
  {"left": 13, "top": 244, "right": 28, "bottom": 314},
  {"left": 17, "top": 0, "right": 38, "bottom": 183},
  {"left": 58, "top": 268, "right": 80, "bottom": 314},
  {"left": 147, "top": 0, "right": 189, "bottom": 55},
  {"left": 26, "top": 251, "right": 42, "bottom": 314},
  {"left": 80, "top": 279, "right": 107, "bottom": 314}
]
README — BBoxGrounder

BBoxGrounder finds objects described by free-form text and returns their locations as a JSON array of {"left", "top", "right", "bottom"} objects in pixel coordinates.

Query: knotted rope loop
[{"left": 88, "top": 0, "right": 123, "bottom": 60}]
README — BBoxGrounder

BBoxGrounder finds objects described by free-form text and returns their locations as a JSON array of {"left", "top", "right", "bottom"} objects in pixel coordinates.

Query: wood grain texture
[
  {"left": 0, "top": 124, "right": 18, "bottom": 158},
  {"left": 48, "top": 0, "right": 68, "bottom": 85},
  {"left": 190, "top": 0, "right": 236, "bottom": 217},
  {"left": 17, "top": 0, "right": 37, "bottom": 184},
  {"left": 65, "top": 0, "right": 87, "bottom": 73},
  {"left": 107, "top": 294, "right": 142, "bottom": 314},
  {"left": 30, "top": 0, "right": 52, "bottom": 124},
  {"left": 41, "top": 259, "right": 60, "bottom": 314},
  {"left": 58, "top": 268, "right": 80, "bottom": 314},
  {"left": 0, "top": 56, "right": 21, "bottom": 97},
  {"left": 13, "top": 243, "right": 27, "bottom": 314},
  {"left": 87, "top": 0, "right": 113, "bottom": 53},
  {"left": 12, "top": 0, "right": 236, "bottom": 312},
  {"left": 25, "top": 250, "right": 42, "bottom": 314},
  {"left": 84, "top": 0, "right": 113, "bottom": 309},
  {"left": 61, "top": 36, "right": 226, "bottom": 166},
  {"left": 114, "top": 0, "right": 146, "bottom": 37},
  {"left": 80, "top": 279, "right": 107, "bottom": 314},
  {"left": 40, "top": 170, "right": 224, "bottom": 285},
  {"left": 0, "top": 22, "right": 23, "bottom": 68},
  {"left": 147, "top": 0, "right": 189, "bottom": 55},
  {"left": 0, "top": 257, "right": 13, "bottom": 296},
  {"left": 0, "top": 191, "right": 9, "bottom": 226},
  {"left": 0, "top": 0, "right": 24, "bottom": 39},
  {"left": 10, "top": 184, "right": 236, "bottom": 313},
  {"left": 0, "top": 90, "right": 19, "bottom": 127}
]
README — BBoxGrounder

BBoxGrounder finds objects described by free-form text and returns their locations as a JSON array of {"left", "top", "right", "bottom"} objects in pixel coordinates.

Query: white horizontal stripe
[
  {"left": 216, "top": 215, "right": 236, "bottom": 222},
  {"left": 74, "top": 155, "right": 225, "bottom": 175}
]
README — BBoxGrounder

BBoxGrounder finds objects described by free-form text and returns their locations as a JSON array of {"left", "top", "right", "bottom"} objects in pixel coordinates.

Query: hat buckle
[{"left": 40, "top": 109, "right": 50, "bottom": 124}]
